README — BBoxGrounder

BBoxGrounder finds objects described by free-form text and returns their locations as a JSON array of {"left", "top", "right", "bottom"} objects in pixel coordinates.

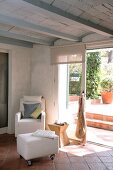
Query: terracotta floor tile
[
  {"left": 0, "top": 133, "right": 113, "bottom": 170},
  {"left": 0, "top": 145, "right": 9, "bottom": 151},
  {"left": 71, "top": 162, "right": 90, "bottom": 170},
  {"left": 37, "top": 164, "right": 55, "bottom": 170},
  {"left": 20, "top": 158, "right": 37, "bottom": 169},
  {"left": 69, "top": 156, "right": 85, "bottom": 163},
  {"left": 0, "top": 159, "right": 5, "bottom": 167},
  {"left": 67, "top": 149, "right": 87, "bottom": 157},
  {"left": 87, "top": 163, "right": 107, "bottom": 170},
  {"left": 84, "top": 156, "right": 101, "bottom": 163},
  {"left": 99, "top": 156, "right": 113, "bottom": 163},
  {"left": 20, "top": 168, "right": 36, "bottom": 170},
  {"left": 55, "top": 163, "right": 73, "bottom": 170},
  {"left": 0, "top": 154, "right": 7, "bottom": 159},
  {"left": 56, "top": 150, "right": 68, "bottom": 158},
  {"left": 96, "top": 151, "right": 111, "bottom": 157},
  {"left": 54, "top": 156, "right": 70, "bottom": 164},
  {"left": 20, "top": 157, "right": 53, "bottom": 169},
  {"left": 1, "top": 158, "right": 20, "bottom": 170},
  {"left": 83, "top": 153, "right": 97, "bottom": 157},
  {"left": 34, "top": 157, "right": 54, "bottom": 166},
  {"left": 103, "top": 163, "right": 113, "bottom": 170},
  {"left": 108, "top": 150, "right": 113, "bottom": 156}
]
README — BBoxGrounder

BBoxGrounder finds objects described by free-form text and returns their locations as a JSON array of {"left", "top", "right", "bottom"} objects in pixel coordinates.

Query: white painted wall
[
  {"left": 58, "top": 64, "right": 67, "bottom": 122},
  {"left": 0, "top": 42, "right": 66, "bottom": 133},
  {"left": 0, "top": 43, "right": 31, "bottom": 134},
  {"left": 31, "top": 45, "right": 59, "bottom": 128}
]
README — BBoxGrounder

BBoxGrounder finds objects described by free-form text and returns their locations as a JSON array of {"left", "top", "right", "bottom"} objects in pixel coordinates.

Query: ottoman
[{"left": 17, "top": 132, "right": 59, "bottom": 165}]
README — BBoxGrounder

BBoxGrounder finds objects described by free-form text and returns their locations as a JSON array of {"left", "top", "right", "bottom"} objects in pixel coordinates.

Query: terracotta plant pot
[{"left": 101, "top": 92, "right": 113, "bottom": 104}]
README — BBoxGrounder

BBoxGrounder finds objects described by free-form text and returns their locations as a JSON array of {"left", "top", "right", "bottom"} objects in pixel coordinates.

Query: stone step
[
  {"left": 86, "top": 118, "right": 113, "bottom": 131},
  {"left": 75, "top": 114, "right": 113, "bottom": 131},
  {"left": 86, "top": 112, "right": 113, "bottom": 122}
]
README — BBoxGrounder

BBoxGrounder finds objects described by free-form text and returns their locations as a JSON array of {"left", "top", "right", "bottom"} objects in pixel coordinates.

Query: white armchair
[{"left": 15, "top": 96, "right": 46, "bottom": 137}]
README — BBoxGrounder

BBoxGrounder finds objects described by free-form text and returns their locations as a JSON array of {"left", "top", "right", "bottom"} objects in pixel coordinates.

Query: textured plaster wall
[
  {"left": 0, "top": 43, "right": 31, "bottom": 133},
  {"left": 31, "top": 45, "right": 59, "bottom": 128},
  {"left": 0, "top": 43, "right": 59, "bottom": 133}
]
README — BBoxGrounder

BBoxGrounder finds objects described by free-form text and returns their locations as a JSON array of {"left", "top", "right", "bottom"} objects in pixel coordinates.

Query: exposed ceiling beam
[
  {"left": 0, "top": 36, "right": 33, "bottom": 48},
  {"left": 102, "top": 0, "right": 113, "bottom": 5},
  {"left": 23, "top": 0, "right": 113, "bottom": 36},
  {"left": 0, "top": 14, "right": 79, "bottom": 42},
  {"left": 0, "top": 30, "right": 51, "bottom": 45}
]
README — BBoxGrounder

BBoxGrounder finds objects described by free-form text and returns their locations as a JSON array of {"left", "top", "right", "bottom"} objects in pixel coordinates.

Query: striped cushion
[
  {"left": 31, "top": 106, "right": 42, "bottom": 119},
  {"left": 32, "top": 130, "right": 57, "bottom": 139}
]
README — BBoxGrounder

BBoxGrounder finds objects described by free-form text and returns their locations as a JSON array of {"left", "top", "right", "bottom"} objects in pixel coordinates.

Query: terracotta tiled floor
[{"left": 0, "top": 134, "right": 113, "bottom": 170}]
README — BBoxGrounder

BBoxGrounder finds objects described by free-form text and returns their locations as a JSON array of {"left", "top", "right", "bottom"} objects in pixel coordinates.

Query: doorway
[
  {"left": 58, "top": 48, "right": 113, "bottom": 147},
  {"left": 86, "top": 48, "right": 113, "bottom": 147},
  {"left": 0, "top": 52, "right": 8, "bottom": 129},
  {"left": 58, "top": 63, "right": 83, "bottom": 140}
]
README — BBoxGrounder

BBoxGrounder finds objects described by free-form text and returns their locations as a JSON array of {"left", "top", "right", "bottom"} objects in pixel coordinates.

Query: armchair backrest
[
  {"left": 15, "top": 96, "right": 46, "bottom": 137},
  {"left": 20, "top": 96, "right": 46, "bottom": 113}
]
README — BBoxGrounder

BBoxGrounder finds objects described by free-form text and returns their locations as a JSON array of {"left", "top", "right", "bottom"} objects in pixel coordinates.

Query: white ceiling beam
[
  {"left": 0, "top": 36, "right": 33, "bottom": 48},
  {"left": 0, "top": 30, "right": 52, "bottom": 45},
  {"left": 23, "top": 0, "right": 113, "bottom": 36},
  {"left": 0, "top": 14, "right": 79, "bottom": 42},
  {"left": 102, "top": 0, "right": 113, "bottom": 5}
]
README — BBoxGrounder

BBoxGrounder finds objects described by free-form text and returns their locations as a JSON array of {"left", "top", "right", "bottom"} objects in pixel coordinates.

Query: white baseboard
[{"left": 0, "top": 127, "right": 8, "bottom": 134}]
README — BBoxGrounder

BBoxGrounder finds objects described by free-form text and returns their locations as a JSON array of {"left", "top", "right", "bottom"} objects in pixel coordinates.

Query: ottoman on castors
[{"left": 17, "top": 131, "right": 59, "bottom": 165}]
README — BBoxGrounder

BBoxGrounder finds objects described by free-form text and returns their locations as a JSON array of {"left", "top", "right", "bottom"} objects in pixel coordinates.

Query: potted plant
[
  {"left": 86, "top": 52, "right": 101, "bottom": 104},
  {"left": 101, "top": 78, "right": 113, "bottom": 104}
]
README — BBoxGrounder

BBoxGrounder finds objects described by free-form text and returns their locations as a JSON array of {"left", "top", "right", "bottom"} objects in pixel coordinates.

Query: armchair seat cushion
[
  {"left": 16, "top": 119, "right": 43, "bottom": 135},
  {"left": 19, "top": 118, "right": 41, "bottom": 123}
]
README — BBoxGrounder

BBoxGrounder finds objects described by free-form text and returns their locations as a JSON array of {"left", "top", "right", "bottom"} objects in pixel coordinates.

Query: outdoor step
[
  {"left": 86, "top": 118, "right": 113, "bottom": 131},
  {"left": 86, "top": 112, "right": 113, "bottom": 122}
]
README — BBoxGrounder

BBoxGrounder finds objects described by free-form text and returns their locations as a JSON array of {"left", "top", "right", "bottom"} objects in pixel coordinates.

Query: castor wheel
[
  {"left": 27, "top": 160, "right": 32, "bottom": 166},
  {"left": 20, "top": 155, "right": 22, "bottom": 159},
  {"left": 50, "top": 154, "right": 55, "bottom": 160}
]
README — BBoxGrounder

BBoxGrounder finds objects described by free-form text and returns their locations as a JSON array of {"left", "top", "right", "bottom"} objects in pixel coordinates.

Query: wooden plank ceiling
[{"left": 0, "top": 0, "right": 113, "bottom": 46}]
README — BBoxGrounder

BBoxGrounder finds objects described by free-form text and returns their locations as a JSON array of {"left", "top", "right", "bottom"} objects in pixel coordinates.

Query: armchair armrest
[
  {"left": 41, "top": 111, "right": 46, "bottom": 130},
  {"left": 15, "top": 112, "right": 22, "bottom": 137},
  {"left": 15, "top": 112, "right": 22, "bottom": 122}
]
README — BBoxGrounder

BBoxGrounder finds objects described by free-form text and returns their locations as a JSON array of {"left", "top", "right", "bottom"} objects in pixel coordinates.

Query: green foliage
[
  {"left": 101, "top": 78, "right": 113, "bottom": 92},
  {"left": 100, "top": 59, "right": 113, "bottom": 81},
  {"left": 69, "top": 64, "right": 82, "bottom": 95},
  {"left": 86, "top": 52, "right": 101, "bottom": 99},
  {"left": 69, "top": 50, "right": 113, "bottom": 99},
  {"left": 69, "top": 74, "right": 81, "bottom": 95}
]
